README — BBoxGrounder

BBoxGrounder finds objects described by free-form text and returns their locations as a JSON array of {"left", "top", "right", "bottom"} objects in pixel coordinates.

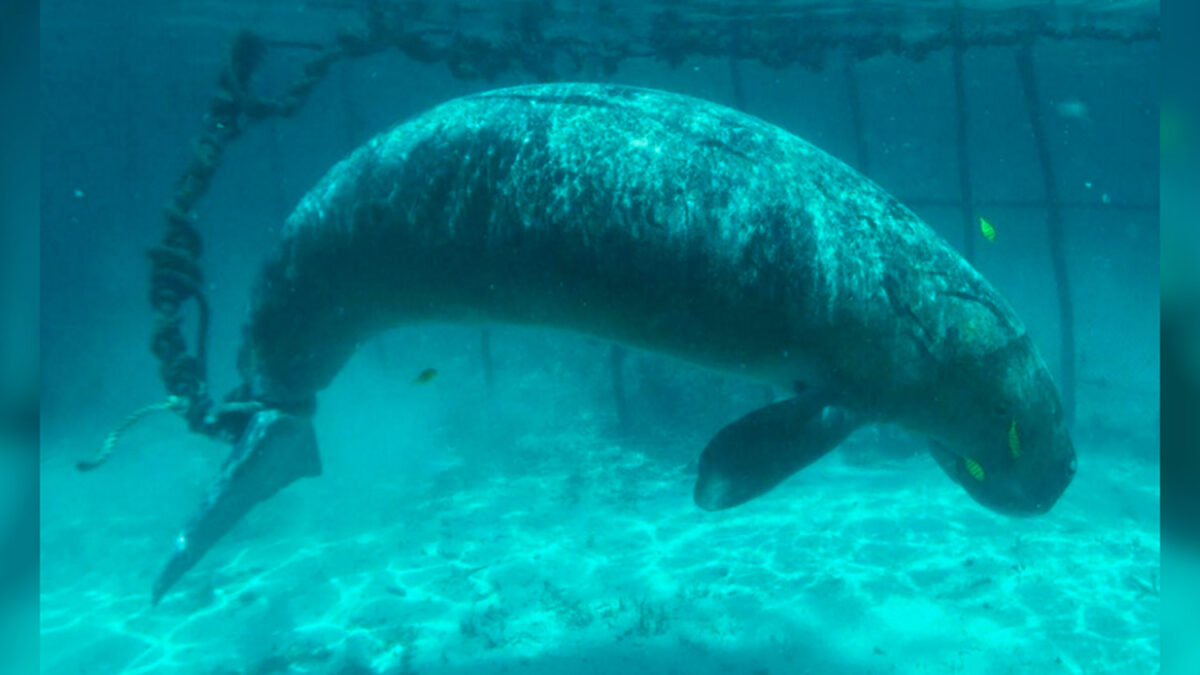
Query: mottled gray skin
[{"left": 240, "top": 83, "right": 1075, "bottom": 515}]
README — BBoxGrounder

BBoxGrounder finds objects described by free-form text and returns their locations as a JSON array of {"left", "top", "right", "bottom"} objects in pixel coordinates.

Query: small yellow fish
[
  {"left": 412, "top": 368, "right": 438, "bottom": 384},
  {"left": 979, "top": 217, "right": 996, "bottom": 243},
  {"left": 963, "top": 456, "right": 986, "bottom": 481},
  {"left": 1008, "top": 419, "right": 1021, "bottom": 459}
]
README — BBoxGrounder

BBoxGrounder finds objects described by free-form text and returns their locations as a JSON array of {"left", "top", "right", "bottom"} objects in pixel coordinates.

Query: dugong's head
[{"left": 924, "top": 334, "right": 1076, "bottom": 517}]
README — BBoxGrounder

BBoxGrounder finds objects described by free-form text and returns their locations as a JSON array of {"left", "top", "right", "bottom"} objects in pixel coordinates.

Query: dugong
[{"left": 151, "top": 83, "right": 1076, "bottom": 603}]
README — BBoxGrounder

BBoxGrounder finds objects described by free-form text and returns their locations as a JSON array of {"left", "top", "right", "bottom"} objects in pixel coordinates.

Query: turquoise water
[
  {"left": 39, "top": 324, "right": 1162, "bottom": 673},
  {"left": 41, "top": 2, "right": 1159, "bottom": 673}
]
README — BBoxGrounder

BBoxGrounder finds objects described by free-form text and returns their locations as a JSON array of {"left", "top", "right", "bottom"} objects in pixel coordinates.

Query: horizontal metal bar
[{"left": 900, "top": 197, "right": 1158, "bottom": 213}]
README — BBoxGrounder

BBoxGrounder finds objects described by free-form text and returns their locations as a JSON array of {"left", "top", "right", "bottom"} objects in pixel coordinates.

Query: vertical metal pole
[
  {"left": 729, "top": 56, "right": 747, "bottom": 110},
  {"left": 951, "top": 2, "right": 977, "bottom": 262},
  {"left": 729, "top": 51, "right": 775, "bottom": 404},
  {"left": 265, "top": 121, "right": 290, "bottom": 223},
  {"left": 843, "top": 50, "right": 871, "bottom": 175},
  {"left": 728, "top": 11, "right": 748, "bottom": 110},
  {"left": 1016, "top": 42, "right": 1076, "bottom": 425},
  {"left": 338, "top": 63, "right": 365, "bottom": 148}
]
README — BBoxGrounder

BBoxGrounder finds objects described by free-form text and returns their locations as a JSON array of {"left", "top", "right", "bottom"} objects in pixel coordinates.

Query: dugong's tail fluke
[
  {"left": 693, "top": 390, "right": 862, "bottom": 511},
  {"left": 151, "top": 411, "right": 321, "bottom": 605}
]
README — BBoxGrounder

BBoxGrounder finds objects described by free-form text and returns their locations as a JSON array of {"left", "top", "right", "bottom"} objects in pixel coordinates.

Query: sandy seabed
[{"left": 40, "top": 410, "right": 1158, "bottom": 675}]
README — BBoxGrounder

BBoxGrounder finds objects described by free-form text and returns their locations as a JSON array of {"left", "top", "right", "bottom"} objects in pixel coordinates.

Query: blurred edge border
[
  {"left": 1163, "top": 0, "right": 1199, "bottom": 672},
  {"left": 0, "top": 0, "right": 39, "bottom": 671},
  {"left": 0, "top": 0, "right": 1181, "bottom": 672}
]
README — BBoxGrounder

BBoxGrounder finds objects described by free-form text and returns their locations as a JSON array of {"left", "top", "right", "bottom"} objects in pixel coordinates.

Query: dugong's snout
[
  {"left": 151, "top": 410, "right": 321, "bottom": 604},
  {"left": 921, "top": 334, "right": 1079, "bottom": 517},
  {"left": 1018, "top": 424, "right": 1077, "bottom": 515},
  {"left": 930, "top": 422, "right": 1076, "bottom": 517}
]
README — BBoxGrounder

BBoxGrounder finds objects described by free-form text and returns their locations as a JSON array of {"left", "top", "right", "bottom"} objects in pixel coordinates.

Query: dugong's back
[{"left": 242, "top": 83, "right": 1020, "bottom": 409}]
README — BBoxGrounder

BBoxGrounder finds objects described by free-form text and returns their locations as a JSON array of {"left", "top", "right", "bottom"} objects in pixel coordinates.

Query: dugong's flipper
[
  {"left": 151, "top": 411, "right": 321, "bottom": 604},
  {"left": 694, "top": 392, "right": 860, "bottom": 511}
]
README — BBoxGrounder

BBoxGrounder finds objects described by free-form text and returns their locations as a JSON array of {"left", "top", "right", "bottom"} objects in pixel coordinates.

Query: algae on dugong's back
[{"left": 151, "top": 83, "right": 1075, "bottom": 604}]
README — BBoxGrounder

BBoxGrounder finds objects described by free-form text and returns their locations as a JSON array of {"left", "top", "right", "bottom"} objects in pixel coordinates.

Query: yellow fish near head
[
  {"left": 979, "top": 217, "right": 997, "bottom": 243},
  {"left": 1008, "top": 419, "right": 1022, "bottom": 459},
  {"left": 412, "top": 368, "right": 438, "bottom": 384},
  {"left": 963, "top": 456, "right": 986, "bottom": 481}
]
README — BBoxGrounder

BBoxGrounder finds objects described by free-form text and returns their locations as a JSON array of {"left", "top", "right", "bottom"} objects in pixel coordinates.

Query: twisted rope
[{"left": 77, "top": 397, "right": 187, "bottom": 472}]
